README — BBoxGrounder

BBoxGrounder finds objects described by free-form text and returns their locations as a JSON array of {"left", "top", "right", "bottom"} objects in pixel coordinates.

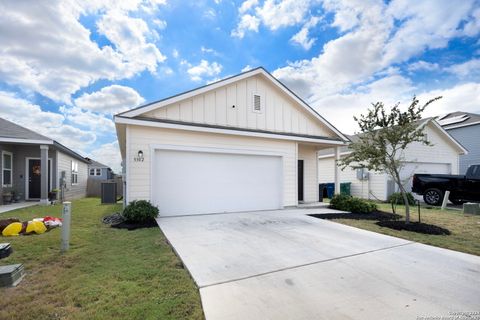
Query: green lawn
[
  {"left": 0, "top": 198, "right": 203, "bottom": 320},
  {"left": 329, "top": 202, "right": 480, "bottom": 256}
]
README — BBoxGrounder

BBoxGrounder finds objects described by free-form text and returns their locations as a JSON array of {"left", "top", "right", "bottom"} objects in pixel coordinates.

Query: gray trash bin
[{"left": 101, "top": 182, "right": 117, "bottom": 204}]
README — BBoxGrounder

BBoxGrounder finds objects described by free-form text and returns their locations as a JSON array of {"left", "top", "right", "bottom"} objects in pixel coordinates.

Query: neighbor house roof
[
  {"left": 318, "top": 118, "right": 467, "bottom": 158},
  {"left": 85, "top": 158, "right": 111, "bottom": 169},
  {"left": 0, "top": 117, "right": 88, "bottom": 163},
  {"left": 115, "top": 66, "right": 349, "bottom": 143},
  {"left": 437, "top": 111, "right": 480, "bottom": 130}
]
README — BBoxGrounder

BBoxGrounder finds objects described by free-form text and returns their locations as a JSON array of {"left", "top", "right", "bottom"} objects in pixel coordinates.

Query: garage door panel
[
  {"left": 398, "top": 162, "right": 451, "bottom": 199},
  {"left": 153, "top": 149, "right": 283, "bottom": 216}
]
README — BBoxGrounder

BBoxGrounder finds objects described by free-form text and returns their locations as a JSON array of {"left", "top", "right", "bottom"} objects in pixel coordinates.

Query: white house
[
  {"left": 318, "top": 119, "right": 467, "bottom": 201},
  {"left": 114, "top": 67, "right": 349, "bottom": 216}
]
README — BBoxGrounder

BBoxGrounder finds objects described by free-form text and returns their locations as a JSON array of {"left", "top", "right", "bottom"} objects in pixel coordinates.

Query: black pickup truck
[{"left": 412, "top": 164, "right": 480, "bottom": 206}]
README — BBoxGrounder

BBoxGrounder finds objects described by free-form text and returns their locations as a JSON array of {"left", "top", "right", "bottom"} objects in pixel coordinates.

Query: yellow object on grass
[
  {"left": 2, "top": 222, "right": 22, "bottom": 236},
  {"left": 26, "top": 221, "right": 47, "bottom": 234}
]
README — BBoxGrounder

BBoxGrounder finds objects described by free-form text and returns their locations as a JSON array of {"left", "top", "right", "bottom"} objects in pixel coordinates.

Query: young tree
[{"left": 339, "top": 96, "right": 441, "bottom": 223}]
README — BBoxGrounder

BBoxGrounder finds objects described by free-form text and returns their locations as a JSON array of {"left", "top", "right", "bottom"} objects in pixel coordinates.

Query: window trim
[
  {"left": 89, "top": 168, "right": 95, "bottom": 176},
  {"left": 2, "top": 151, "right": 13, "bottom": 188},
  {"left": 95, "top": 168, "right": 101, "bottom": 176},
  {"left": 71, "top": 160, "right": 79, "bottom": 185}
]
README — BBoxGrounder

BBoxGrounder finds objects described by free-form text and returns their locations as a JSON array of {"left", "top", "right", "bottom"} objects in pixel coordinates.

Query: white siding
[
  {"left": 141, "top": 74, "right": 336, "bottom": 138},
  {"left": 318, "top": 157, "right": 387, "bottom": 200},
  {"left": 57, "top": 151, "right": 88, "bottom": 200},
  {"left": 126, "top": 125, "right": 299, "bottom": 206},
  {"left": 317, "top": 123, "right": 461, "bottom": 201},
  {"left": 298, "top": 144, "right": 319, "bottom": 202}
]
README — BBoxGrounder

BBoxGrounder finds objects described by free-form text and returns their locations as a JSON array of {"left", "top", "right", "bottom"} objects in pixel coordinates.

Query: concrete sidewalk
[{"left": 157, "top": 208, "right": 480, "bottom": 320}]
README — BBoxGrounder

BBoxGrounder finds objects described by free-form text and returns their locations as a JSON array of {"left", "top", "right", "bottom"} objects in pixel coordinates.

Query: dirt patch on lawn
[
  {"left": 309, "top": 211, "right": 402, "bottom": 221},
  {"left": 376, "top": 220, "right": 451, "bottom": 235}
]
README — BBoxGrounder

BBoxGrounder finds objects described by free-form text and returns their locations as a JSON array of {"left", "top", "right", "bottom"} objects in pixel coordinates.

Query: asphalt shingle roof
[{"left": 0, "top": 118, "right": 52, "bottom": 141}]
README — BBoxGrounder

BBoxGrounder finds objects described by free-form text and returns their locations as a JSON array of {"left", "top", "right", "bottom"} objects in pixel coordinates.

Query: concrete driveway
[{"left": 157, "top": 208, "right": 480, "bottom": 320}]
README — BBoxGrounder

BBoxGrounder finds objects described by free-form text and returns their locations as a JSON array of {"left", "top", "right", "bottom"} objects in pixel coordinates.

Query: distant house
[
  {"left": 85, "top": 158, "right": 114, "bottom": 180},
  {"left": 318, "top": 119, "right": 467, "bottom": 201},
  {"left": 0, "top": 117, "right": 89, "bottom": 205},
  {"left": 437, "top": 111, "right": 480, "bottom": 174}
]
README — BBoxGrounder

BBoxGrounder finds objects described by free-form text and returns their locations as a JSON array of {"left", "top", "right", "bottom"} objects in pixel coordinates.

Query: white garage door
[
  {"left": 399, "top": 162, "right": 451, "bottom": 198},
  {"left": 153, "top": 149, "right": 283, "bottom": 216}
]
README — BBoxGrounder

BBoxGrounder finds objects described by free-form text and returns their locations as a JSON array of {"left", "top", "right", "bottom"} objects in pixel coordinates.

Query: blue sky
[{"left": 0, "top": 0, "right": 479, "bottom": 172}]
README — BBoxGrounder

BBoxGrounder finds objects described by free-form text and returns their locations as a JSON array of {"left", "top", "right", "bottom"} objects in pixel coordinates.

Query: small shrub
[
  {"left": 330, "top": 194, "right": 377, "bottom": 214},
  {"left": 122, "top": 200, "right": 159, "bottom": 223},
  {"left": 388, "top": 192, "right": 416, "bottom": 205}
]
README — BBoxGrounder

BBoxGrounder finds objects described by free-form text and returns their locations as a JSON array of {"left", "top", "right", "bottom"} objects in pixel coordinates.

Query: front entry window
[{"left": 2, "top": 151, "right": 12, "bottom": 187}]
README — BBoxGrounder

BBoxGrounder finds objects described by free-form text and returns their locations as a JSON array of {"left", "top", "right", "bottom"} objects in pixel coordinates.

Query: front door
[
  {"left": 28, "top": 159, "right": 51, "bottom": 199},
  {"left": 298, "top": 160, "right": 304, "bottom": 202}
]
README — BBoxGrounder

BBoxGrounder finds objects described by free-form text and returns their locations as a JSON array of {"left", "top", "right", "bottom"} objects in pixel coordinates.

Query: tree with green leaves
[{"left": 339, "top": 96, "right": 442, "bottom": 223}]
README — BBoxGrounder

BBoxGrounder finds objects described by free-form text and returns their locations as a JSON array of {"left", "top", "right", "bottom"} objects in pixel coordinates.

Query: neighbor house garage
[
  {"left": 318, "top": 119, "right": 467, "bottom": 201},
  {"left": 115, "top": 67, "right": 348, "bottom": 216}
]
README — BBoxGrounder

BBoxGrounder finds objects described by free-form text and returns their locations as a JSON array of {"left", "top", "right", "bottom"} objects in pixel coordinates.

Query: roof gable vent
[{"left": 253, "top": 93, "right": 262, "bottom": 113}]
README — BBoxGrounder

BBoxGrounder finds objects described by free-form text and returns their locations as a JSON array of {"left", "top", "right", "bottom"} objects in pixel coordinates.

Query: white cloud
[
  {"left": 273, "top": 0, "right": 479, "bottom": 103},
  {"left": 238, "top": 0, "right": 258, "bottom": 14},
  {"left": 419, "top": 83, "right": 480, "bottom": 117},
  {"left": 445, "top": 59, "right": 480, "bottom": 78},
  {"left": 96, "top": 11, "right": 166, "bottom": 74},
  {"left": 88, "top": 141, "right": 122, "bottom": 173},
  {"left": 153, "top": 18, "right": 167, "bottom": 29},
  {"left": 60, "top": 106, "right": 115, "bottom": 133},
  {"left": 0, "top": 1, "right": 165, "bottom": 103},
  {"left": 255, "top": 0, "right": 312, "bottom": 31},
  {"left": 231, "top": 14, "right": 260, "bottom": 38},
  {"left": 290, "top": 16, "right": 320, "bottom": 50},
  {"left": 172, "top": 49, "right": 179, "bottom": 58},
  {"left": 0, "top": 91, "right": 95, "bottom": 152},
  {"left": 408, "top": 61, "right": 440, "bottom": 72},
  {"left": 201, "top": 46, "right": 219, "bottom": 56},
  {"left": 187, "top": 60, "right": 223, "bottom": 81},
  {"left": 241, "top": 65, "right": 253, "bottom": 72},
  {"left": 74, "top": 85, "right": 145, "bottom": 115}
]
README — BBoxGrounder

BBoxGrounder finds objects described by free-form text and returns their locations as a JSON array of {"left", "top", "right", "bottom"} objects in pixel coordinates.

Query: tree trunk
[{"left": 393, "top": 169, "right": 410, "bottom": 224}]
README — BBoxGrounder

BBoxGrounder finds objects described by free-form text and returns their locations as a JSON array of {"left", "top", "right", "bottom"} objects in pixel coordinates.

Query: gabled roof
[
  {"left": 0, "top": 117, "right": 52, "bottom": 142},
  {"left": 116, "top": 67, "right": 349, "bottom": 142},
  {"left": 85, "top": 158, "right": 111, "bottom": 169},
  {"left": 318, "top": 118, "right": 467, "bottom": 158},
  {"left": 0, "top": 117, "right": 88, "bottom": 163},
  {"left": 437, "top": 111, "right": 480, "bottom": 130}
]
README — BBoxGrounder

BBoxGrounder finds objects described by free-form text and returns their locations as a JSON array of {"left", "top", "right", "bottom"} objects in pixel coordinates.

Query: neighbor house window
[
  {"left": 71, "top": 161, "right": 78, "bottom": 185},
  {"left": 96, "top": 168, "right": 101, "bottom": 176},
  {"left": 89, "top": 168, "right": 95, "bottom": 176},
  {"left": 2, "top": 151, "right": 12, "bottom": 187}
]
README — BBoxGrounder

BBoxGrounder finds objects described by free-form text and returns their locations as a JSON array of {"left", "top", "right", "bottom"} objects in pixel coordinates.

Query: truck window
[{"left": 468, "top": 165, "right": 480, "bottom": 179}]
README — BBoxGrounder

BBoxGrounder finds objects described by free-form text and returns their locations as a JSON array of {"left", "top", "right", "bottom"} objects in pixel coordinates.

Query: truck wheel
[{"left": 423, "top": 188, "right": 443, "bottom": 206}]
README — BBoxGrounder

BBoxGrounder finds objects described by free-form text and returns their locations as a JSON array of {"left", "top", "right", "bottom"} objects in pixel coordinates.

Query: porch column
[
  {"left": 334, "top": 146, "right": 341, "bottom": 195},
  {"left": 40, "top": 145, "right": 49, "bottom": 205}
]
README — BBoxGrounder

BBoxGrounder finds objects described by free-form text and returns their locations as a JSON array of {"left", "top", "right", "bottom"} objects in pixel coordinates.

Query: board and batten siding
[
  {"left": 126, "top": 125, "right": 298, "bottom": 206},
  {"left": 445, "top": 125, "right": 479, "bottom": 174},
  {"left": 57, "top": 151, "right": 87, "bottom": 200},
  {"left": 141, "top": 74, "right": 336, "bottom": 138}
]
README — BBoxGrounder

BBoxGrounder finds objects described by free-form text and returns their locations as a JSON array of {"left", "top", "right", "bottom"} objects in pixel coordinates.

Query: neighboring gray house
[
  {"left": 85, "top": 158, "right": 114, "bottom": 180},
  {"left": 437, "top": 112, "right": 480, "bottom": 174},
  {"left": 0, "top": 117, "right": 89, "bottom": 205}
]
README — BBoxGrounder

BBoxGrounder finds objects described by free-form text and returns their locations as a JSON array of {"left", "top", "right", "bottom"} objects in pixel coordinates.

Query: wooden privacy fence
[{"left": 87, "top": 177, "right": 123, "bottom": 198}]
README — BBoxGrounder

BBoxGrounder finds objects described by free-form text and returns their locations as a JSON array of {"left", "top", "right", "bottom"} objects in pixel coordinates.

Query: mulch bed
[
  {"left": 309, "top": 211, "right": 402, "bottom": 221},
  {"left": 102, "top": 213, "right": 158, "bottom": 230},
  {"left": 111, "top": 219, "right": 158, "bottom": 230},
  {"left": 376, "top": 220, "right": 451, "bottom": 235}
]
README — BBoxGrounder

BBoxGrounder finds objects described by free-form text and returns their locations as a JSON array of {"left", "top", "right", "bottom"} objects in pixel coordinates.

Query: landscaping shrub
[
  {"left": 330, "top": 194, "right": 377, "bottom": 214},
  {"left": 388, "top": 192, "right": 416, "bottom": 205},
  {"left": 122, "top": 200, "right": 159, "bottom": 223}
]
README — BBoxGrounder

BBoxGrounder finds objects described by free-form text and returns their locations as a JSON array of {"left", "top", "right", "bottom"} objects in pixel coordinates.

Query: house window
[
  {"left": 96, "top": 168, "right": 101, "bottom": 176},
  {"left": 71, "top": 161, "right": 78, "bottom": 185},
  {"left": 2, "top": 151, "right": 12, "bottom": 187},
  {"left": 252, "top": 93, "right": 262, "bottom": 113},
  {"left": 89, "top": 168, "right": 95, "bottom": 176}
]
